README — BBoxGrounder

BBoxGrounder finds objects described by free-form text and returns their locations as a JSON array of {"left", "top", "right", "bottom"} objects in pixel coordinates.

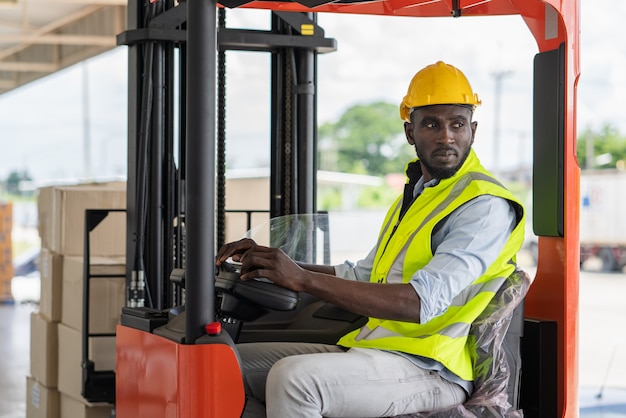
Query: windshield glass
[{"left": 236, "top": 212, "right": 385, "bottom": 265}]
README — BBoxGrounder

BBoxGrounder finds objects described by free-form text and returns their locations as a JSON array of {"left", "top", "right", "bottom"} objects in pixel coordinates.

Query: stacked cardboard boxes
[
  {"left": 0, "top": 202, "right": 13, "bottom": 303},
  {"left": 27, "top": 183, "right": 127, "bottom": 418}
]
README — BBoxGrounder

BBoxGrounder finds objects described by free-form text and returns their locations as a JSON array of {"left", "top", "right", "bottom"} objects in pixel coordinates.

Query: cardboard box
[
  {"left": 0, "top": 202, "right": 12, "bottom": 232},
  {"left": 0, "top": 241, "right": 13, "bottom": 282},
  {"left": 0, "top": 244, "right": 12, "bottom": 266},
  {"left": 61, "top": 255, "right": 126, "bottom": 334},
  {"left": 0, "top": 235, "right": 11, "bottom": 255},
  {"left": 26, "top": 376, "right": 60, "bottom": 418},
  {"left": 57, "top": 323, "right": 116, "bottom": 401},
  {"left": 30, "top": 312, "right": 58, "bottom": 387},
  {"left": 0, "top": 276, "right": 12, "bottom": 302},
  {"left": 39, "top": 248, "right": 63, "bottom": 322},
  {"left": 37, "top": 183, "right": 127, "bottom": 256},
  {"left": 1, "top": 203, "right": 15, "bottom": 283},
  {"left": 60, "top": 393, "right": 113, "bottom": 418}
]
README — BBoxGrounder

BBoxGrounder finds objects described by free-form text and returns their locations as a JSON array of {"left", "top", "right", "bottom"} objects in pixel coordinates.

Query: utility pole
[
  {"left": 492, "top": 70, "right": 512, "bottom": 174},
  {"left": 82, "top": 61, "right": 92, "bottom": 180}
]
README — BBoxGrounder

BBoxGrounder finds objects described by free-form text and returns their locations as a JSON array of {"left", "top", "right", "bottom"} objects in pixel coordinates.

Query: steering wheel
[{"left": 215, "top": 261, "right": 299, "bottom": 321}]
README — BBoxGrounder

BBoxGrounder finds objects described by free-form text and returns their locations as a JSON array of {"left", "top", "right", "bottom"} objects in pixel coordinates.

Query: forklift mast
[{"left": 119, "top": 5, "right": 336, "bottom": 315}]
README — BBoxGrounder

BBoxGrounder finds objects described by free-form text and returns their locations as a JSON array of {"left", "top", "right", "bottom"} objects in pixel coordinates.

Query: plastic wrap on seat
[{"left": 395, "top": 268, "right": 532, "bottom": 418}]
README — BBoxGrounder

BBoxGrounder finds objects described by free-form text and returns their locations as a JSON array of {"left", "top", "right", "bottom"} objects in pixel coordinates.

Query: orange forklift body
[
  {"left": 116, "top": 325, "right": 245, "bottom": 418},
  {"left": 116, "top": 0, "right": 580, "bottom": 416}
]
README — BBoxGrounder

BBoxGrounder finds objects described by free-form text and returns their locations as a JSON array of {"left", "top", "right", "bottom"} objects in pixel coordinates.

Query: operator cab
[{"left": 120, "top": 213, "right": 528, "bottom": 416}]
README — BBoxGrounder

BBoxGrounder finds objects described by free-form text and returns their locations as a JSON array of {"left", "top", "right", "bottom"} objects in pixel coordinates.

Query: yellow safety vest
[{"left": 337, "top": 149, "right": 525, "bottom": 381}]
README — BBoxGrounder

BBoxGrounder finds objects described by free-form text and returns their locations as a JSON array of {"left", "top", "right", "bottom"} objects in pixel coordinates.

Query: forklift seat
[{"left": 392, "top": 268, "right": 531, "bottom": 418}]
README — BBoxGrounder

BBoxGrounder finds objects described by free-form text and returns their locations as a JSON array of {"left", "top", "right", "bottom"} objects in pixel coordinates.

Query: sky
[{"left": 1, "top": 0, "right": 624, "bottom": 183}]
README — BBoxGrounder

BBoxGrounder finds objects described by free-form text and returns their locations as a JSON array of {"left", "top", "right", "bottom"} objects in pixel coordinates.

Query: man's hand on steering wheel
[
  {"left": 217, "top": 238, "right": 309, "bottom": 293},
  {"left": 215, "top": 238, "right": 258, "bottom": 266},
  {"left": 237, "top": 246, "right": 308, "bottom": 292}
]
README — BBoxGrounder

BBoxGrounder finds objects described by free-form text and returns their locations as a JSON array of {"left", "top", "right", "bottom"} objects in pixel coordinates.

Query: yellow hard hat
[{"left": 400, "top": 61, "right": 481, "bottom": 122}]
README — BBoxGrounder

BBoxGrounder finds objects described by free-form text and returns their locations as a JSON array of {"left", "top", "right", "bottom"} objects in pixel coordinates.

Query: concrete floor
[{"left": 0, "top": 301, "right": 36, "bottom": 418}]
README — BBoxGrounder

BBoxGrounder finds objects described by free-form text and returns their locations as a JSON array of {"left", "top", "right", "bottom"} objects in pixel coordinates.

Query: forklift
[{"left": 84, "top": 1, "right": 581, "bottom": 416}]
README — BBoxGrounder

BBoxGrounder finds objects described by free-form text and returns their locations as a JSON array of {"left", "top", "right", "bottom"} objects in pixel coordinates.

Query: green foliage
[
  {"left": 318, "top": 187, "right": 343, "bottom": 211},
  {"left": 319, "top": 102, "right": 415, "bottom": 176},
  {"left": 357, "top": 185, "right": 399, "bottom": 209},
  {"left": 2, "top": 170, "right": 34, "bottom": 201},
  {"left": 577, "top": 124, "right": 626, "bottom": 169}
]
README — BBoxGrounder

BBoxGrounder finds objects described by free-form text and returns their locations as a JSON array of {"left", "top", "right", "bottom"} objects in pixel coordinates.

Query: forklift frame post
[{"left": 185, "top": 0, "right": 218, "bottom": 343}]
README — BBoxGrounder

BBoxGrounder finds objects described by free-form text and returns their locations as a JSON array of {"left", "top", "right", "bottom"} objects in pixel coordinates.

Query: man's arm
[
  {"left": 309, "top": 196, "right": 515, "bottom": 323},
  {"left": 217, "top": 195, "right": 515, "bottom": 324},
  {"left": 236, "top": 246, "right": 423, "bottom": 323},
  {"left": 299, "top": 271, "right": 422, "bottom": 322},
  {"left": 216, "top": 239, "right": 414, "bottom": 319},
  {"left": 296, "top": 262, "right": 335, "bottom": 276}
]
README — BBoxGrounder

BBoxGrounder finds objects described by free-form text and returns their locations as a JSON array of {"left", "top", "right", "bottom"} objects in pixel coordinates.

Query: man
[{"left": 216, "top": 61, "right": 526, "bottom": 417}]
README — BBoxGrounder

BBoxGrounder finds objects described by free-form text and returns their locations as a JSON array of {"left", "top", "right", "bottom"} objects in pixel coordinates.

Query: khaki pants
[{"left": 238, "top": 342, "right": 466, "bottom": 418}]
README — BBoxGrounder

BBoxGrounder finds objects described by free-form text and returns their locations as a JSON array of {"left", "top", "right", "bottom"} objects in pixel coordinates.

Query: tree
[
  {"left": 5, "top": 170, "right": 32, "bottom": 195},
  {"left": 577, "top": 124, "right": 626, "bottom": 170},
  {"left": 318, "top": 102, "right": 415, "bottom": 177}
]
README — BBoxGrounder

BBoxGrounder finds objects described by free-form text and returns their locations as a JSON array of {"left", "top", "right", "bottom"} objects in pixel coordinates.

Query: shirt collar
[{"left": 413, "top": 176, "right": 440, "bottom": 198}]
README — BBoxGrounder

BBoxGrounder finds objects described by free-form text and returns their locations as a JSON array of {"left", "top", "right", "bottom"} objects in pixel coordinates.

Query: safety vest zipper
[
  {"left": 380, "top": 219, "right": 400, "bottom": 260},
  {"left": 378, "top": 205, "right": 410, "bottom": 281}
]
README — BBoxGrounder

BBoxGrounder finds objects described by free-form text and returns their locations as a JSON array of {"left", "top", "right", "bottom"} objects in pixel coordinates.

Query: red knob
[{"left": 205, "top": 321, "right": 222, "bottom": 335}]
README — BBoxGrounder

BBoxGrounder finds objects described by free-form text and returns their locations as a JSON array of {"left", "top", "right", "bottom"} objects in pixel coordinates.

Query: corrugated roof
[{"left": 0, "top": 0, "right": 126, "bottom": 95}]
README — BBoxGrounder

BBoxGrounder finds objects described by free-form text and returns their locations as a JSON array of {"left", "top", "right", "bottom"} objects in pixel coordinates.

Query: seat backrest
[
  {"left": 392, "top": 268, "right": 531, "bottom": 418},
  {"left": 464, "top": 268, "right": 529, "bottom": 416}
]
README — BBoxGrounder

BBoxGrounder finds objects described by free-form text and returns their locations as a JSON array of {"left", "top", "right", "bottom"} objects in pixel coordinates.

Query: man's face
[{"left": 404, "top": 104, "right": 477, "bottom": 182}]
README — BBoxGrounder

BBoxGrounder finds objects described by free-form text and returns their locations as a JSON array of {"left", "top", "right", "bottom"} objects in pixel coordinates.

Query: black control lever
[{"left": 170, "top": 268, "right": 186, "bottom": 289}]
